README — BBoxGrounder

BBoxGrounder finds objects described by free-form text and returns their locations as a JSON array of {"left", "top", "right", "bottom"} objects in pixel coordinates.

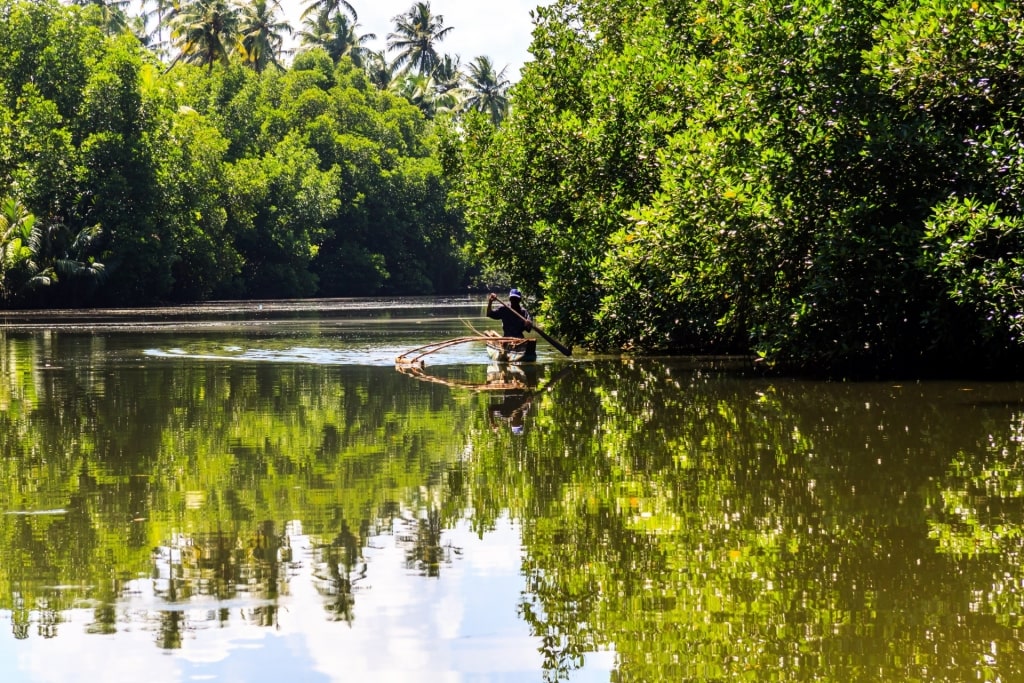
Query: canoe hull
[{"left": 485, "top": 338, "right": 537, "bottom": 363}]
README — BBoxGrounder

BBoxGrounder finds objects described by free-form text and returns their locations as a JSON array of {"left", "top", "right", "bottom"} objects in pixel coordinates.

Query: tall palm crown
[
  {"left": 238, "top": 0, "right": 291, "bottom": 72},
  {"left": 363, "top": 49, "right": 397, "bottom": 90},
  {"left": 71, "top": 0, "right": 131, "bottom": 35},
  {"left": 300, "top": 0, "right": 358, "bottom": 22},
  {"left": 461, "top": 55, "right": 510, "bottom": 125},
  {"left": 432, "top": 53, "right": 461, "bottom": 95},
  {"left": 298, "top": 8, "right": 375, "bottom": 66},
  {"left": 386, "top": 1, "right": 453, "bottom": 76},
  {"left": 167, "top": 0, "right": 241, "bottom": 70}
]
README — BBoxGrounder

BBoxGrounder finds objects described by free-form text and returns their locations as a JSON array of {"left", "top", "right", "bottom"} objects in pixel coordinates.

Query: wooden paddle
[{"left": 494, "top": 296, "right": 573, "bottom": 357}]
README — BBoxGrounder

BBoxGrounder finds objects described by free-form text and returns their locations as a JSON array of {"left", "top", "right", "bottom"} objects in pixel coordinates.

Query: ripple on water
[{"left": 143, "top": 342, "right": 493, "bottom": 367}]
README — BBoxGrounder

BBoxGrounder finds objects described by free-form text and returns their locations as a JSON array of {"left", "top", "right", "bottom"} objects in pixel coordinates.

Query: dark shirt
[{"left": 487, "top": 300, "right": 532, "bottom": 338}]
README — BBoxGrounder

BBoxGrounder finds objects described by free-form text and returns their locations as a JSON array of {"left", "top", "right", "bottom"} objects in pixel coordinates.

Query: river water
[{"left": 0, "top": 297, "right": 1022, "bottom": 682}]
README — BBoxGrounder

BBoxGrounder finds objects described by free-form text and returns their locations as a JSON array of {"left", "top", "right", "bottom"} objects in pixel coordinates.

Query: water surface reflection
[{"left": 0, "top": 300, "right": 1022, "bottom": 682}]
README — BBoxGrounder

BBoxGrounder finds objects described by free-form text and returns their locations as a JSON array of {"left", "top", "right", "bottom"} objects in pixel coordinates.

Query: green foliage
[
  {"left": 460, "top": 0, "right": 688, "bottom": 345},
  {"left": 0, "top": 196, "right": 39, "bottom": 298},
  {"left": 157, "top": 104, "right": 239, "bottom": 301},
  {"left": 77, "top": 36, "right": 173, "bottom": 305},
  {"left": 459, "top": 0, "right": 1024, "bottom": 374},
  {"left": 0, "top": 195, "right": 105, "bottom": 304},
  {"left": 10, "top": 87, "right": 78, "bottom": 214},
  {"left": 225, "top": 136, "right": 339, "bottom": 297},
  {"left": 0, "top": 0, "right": 104, "bottom": 118},
  {"left": 0, "top": 0, "right": 468, "bottom": 306},
  {"left": 866, "top": 0, "right": 1024, "bottom": 126},
  {"left": 920, "top": 198, "right": 1024, "bottom": 347}
]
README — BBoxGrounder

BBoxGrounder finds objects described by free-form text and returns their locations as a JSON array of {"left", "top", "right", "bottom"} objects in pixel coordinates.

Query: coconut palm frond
[{"left": 387, "top": 1, "right": 454, "bottom": 77}]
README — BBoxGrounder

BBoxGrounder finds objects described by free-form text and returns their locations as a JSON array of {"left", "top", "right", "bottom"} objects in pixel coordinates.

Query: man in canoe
[{"left": 487, "top": 288, "right": 533, "bottom": 338}]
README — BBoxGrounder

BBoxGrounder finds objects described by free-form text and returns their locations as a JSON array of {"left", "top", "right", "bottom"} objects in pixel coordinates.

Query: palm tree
[
  {"left": 300, "top": 0, "right": 358, "bottom": 22},
  {"left": 386, "top": 1, "right": 453, "bottom": 77},
  {"left": 0, "top": 197, "right": 38, "bottom": 301},
  {"left": 391, "top": 71, "right": 457, "bottom": 118},
  {"left": 363, "top": 49, "right": 397, "bottom": 90},
  {"left": 238, "top": 0, "right": 291, "bottom": 73},
  {"left": 461, "top": 55, "right": 510, "bottom": 125},
  {"left": 35, "top": 221, "right": 106, "bottom": 298},
  {"left": 297, "top": 8, "right": 375, "bottom": 66},
  {"left": 166, "top": 0, "right": 241, "bottom": 71},
  {"left": 127, "top": 13, "right": 152, "bottom": 48},
  {"left": 71, "top": 0, "right": 132, "bottom": 35},
  {"left": 0, "top": 199, "right": 104, "bottom": 304},
  {"left": 138, "top": 0, "right": 175, "bottom": 54},
  {"left": 432, "top": 53, "right": 462, "bottom": 96}
]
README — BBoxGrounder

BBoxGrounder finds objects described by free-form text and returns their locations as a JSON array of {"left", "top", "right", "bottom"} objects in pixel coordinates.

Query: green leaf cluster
[
  {"left": 459, "top": 0, "right": 1024, "bottom": 375},
  {"left": 0, "top": 0, "right": 468, "bottom": 306}
]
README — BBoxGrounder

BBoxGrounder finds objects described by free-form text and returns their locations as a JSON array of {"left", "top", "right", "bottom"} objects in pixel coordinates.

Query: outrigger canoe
[
  {"left": 485, "top": 337, "right": 537, "bottom": 363},
  {"left": 395, "top": 334, "right": 538, "bottom": 367},
  {"left": 394, "top": 309, "right": 570, "bottom": 367}
]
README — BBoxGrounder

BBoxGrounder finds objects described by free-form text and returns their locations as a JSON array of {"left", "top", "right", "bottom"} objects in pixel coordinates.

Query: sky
[{"left": 278, "top": 0, "right": 543, "bottom": 79}]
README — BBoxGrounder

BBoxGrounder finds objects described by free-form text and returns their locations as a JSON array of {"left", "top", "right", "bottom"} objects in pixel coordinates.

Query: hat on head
[{"left": 509, "top": 288, "right": 522, "bottom": 299}]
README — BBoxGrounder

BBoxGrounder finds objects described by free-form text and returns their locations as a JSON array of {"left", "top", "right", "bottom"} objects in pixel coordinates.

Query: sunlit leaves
[
  {"left": 0, "top": 1, "right": 467, "bottom": 304},
  {"left": 462, "top": 0, "right": 1024, "bottom": 374},
  {"left": 866, "top": 0, "right": 1024, "bottom": 123},
  {"left": 226, "top": 136, "right": 339, "bottom": 297},
  {"left": 158, "top": 104, "right": 238, "bottom": 301},
  {"left": 921, "top": 197, "right": 1024, "bottom": 344}
]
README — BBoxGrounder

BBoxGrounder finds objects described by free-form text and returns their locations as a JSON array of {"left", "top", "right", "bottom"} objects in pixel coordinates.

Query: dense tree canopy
[
  {"left": 0, "top": 0, "right": 484, "bottom": 306},
  {"left": 455, "top": 0, "right": 1024, "bottom": 375}
]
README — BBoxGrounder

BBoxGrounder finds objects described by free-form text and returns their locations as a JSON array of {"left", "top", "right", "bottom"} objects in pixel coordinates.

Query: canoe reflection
[
  {"left": 396, "top": 362, "right": 575, "bottom": 435},
  {"left": 395, "top": 360, "right": 540, "bottom": 392},
  {"left": 485, "top": 363, "right": 535, "bottom": 434},
  {"left": 490, "top": 392, "right": 531, "bottom": 434}
]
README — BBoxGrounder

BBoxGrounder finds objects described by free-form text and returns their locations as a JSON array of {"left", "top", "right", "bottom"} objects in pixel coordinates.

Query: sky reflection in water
[
  {"left": 3, "top": 298, "right": 1024, "bottom": 682},
  {"left": 3, "top": 520, "right": 604, "bottom": 683}
]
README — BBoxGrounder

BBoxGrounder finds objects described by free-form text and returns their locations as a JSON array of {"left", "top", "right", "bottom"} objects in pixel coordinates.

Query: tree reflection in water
[
  {"left": 313, "top": 518, "right": 366, "bottom": 623},
  {"left": 1, "top": 326, "right": 1024, "bottom": 681}
]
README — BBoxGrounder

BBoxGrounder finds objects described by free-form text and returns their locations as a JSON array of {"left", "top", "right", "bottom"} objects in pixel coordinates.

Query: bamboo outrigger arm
[{"left": 395, "top": 336, "right": 495, "bottom": 366}]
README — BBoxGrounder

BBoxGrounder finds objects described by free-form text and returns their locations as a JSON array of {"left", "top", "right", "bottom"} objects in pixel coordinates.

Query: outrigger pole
[
  {"left": 493, "top": 297, "right": 572, "bottom": 357},
  {"left": 395, "top": 335, "right": 512, "bottom": 366}
]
